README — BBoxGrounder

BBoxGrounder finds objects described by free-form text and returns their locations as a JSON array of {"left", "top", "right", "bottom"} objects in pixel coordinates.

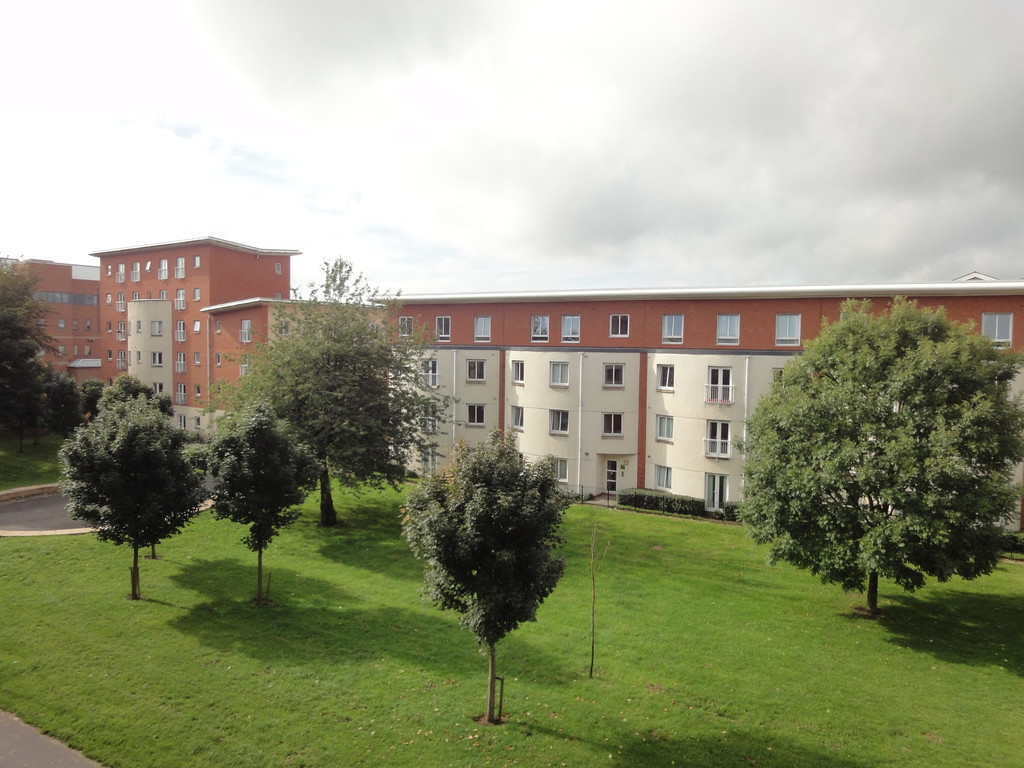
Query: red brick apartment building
[
  {"left": 90, "top": 237, "right": 299, "bottom": 432},
  {"left": 398, "top": 275, "right": 1024, "bottom": 529}
]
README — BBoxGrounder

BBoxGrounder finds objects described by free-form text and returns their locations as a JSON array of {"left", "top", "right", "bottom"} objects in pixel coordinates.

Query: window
[
  {"left": 175, "top": 383, "right": 187, "bottom": 405},
  {"left": 178, "top": 414, "right": 186, "bottom": 429},
  {"left": 116, "top": 321, "right": 126, "bottom": 341},
  {"left": 657, "top": 364, "right": 675, "bottom": 390},
  {"left": 84, "top": 345, "right": 91, "bottom": 355},
  {"left": 609, "top": 314, "right": 629, "bottom": 337},
  {"left": 106, "top": 349, "right": 112, "bottom": 360},
  {"left": 550, "top": 361, "right": 569, "bottom": 386},
  {"left": 193, "top": 320, "right": 201, "bottom": 333},
  {"left": 106, "top": 321, "right": 112, "bottom": 333},
  {"left": 531, "top": 315, "right": 549, "bottom": 342},
  {"left": 655, "top": 465, "right": 672, "bottom": 490},
  {"left": 468, "top": 404, "right": 485, "bottom": 426},
  {"left": 467, "top": 359, "right": 486, "bottom": 381},
  {"left": 151, "top": 351, "right": 163, "bottom": 367},
  {"left": 131, "top": 262, "right": 140, "bottom": 282},
  {"left": 131, "top": 292, "right": 140, "bottom": 301},
  {"left": 193, "top": 288, "right": 201, "bottom": 302},
  {"left": 195, "top": 384, "right": 201, "bottom": 397},
  {"left": 602, "top": 413, "right": 623, "bottom": 436},
  {"left": 150, "top": 320, "right": 163, "bottom": 336},
  {"left": 705, "top": 421, "right": 731, "bottom": 457},
  {"left": 706, "top": 367, "right": 733, "bottom": 404},
  {"left": 275, "top": 262, "right": 282, "bottom": 275},
  {"left": 240, "top": 319, "right": 252, "bottom": 343},
  {"left": 116, "top": 293, "right": 126, "bottom": 312},
  {"left": 549, "top": 409, "right": 569, "bottom": 434},
  {"left": 105, "top": 293, "right": 112, "bottom": 305},
  {"left": 194, "top": 416, "right": 202, "bottom": 430},
  {"left": 399, "top": 316, "right": 413, "bottom": 336},
  {"left": 57, "top": 318, "right": 65, "bottom": 329},
  {"left": 561, "top": 315, "right": 580, "bottom": 342},
  {"left": 421, "top": 359, "right": 438, "bottom": 387},
  {"left": 421, "top": 416, "right": 437, "bottom": 434},
  {"left": 706, "top": 474, "right": 729, "bottom": 511},
  {"left": 603, "top": 363, "right": 624, "bottom": 387},
  {"left": 72, "top": 319, "right": 79, "bottom": 331},
  {"left": 115, "top": 264, "right": 125, "bottom": 283},
  {"left": 511, "top": 405, "right": 525, "bottom": 429},
  {"left": 175, "top": 289, "right": 186, "bottom": 310},
  {"left": 85, "top": 319, "right": 91, "bottom": 330},
  {"left": 58, "top": 345, "right": 66, "bottom": 356},
  {"left": 717, "top": 314, "right": 740, "bottom": 345},
  {"left": 435, "top": 316, "right": 451, "bottom": 341},
  {"left": 194, "top": 352, "right": 201, "bottom": 366},
  {"left": 512, "top": 359, "right": 525, "bottom": 384},
  {"left": 474, "top": 316, "right": 491, "bottom": 342},
  {"left": 158, "top": 259, "right": 168, "bottom": 280},
  {"left": 982, "top": 313, "right": 1013, "bottom": 347},
  {"left": 215, "top": 319, "right": 222, "bottom": 334},
  {"left": 239, "top": 360, "right": 249, "bottom": 377},
  {"left": 105, "top": 265, "right": 112, "bottom": 277},
  {"left": 193, "top": 255, "right": 201, "bottom": 268},
  {"left": 175, "top": 352, "right": 186, "bottom": 373},
  {"left": 656, "top": 415, "right": 674, "bottom": 441},
  {"left": 175, "top": 256, "right": 185, "bottom": 278},
  {"left": 554, "top": 458, "right": 569, "bottom": 482},
  {"left": 775, "top": 313, "right": 801, "bottom": 346},
  {"left": 215, "top": 353, "right": 222, "bottom": 367},
  {"left": 175, "top": 320, "right": 186, "bottom": 342},
  {"left": 662, "top": 314, "right": 683, "bottom": 343},
  {"left": 145, "top": 261, "right": 152, "bottom": 273},
  {"left": 153, "top": 382, "right": 164, "bottom": 394},
  {"left": 159, "top": 290, "right": 167, "bottom": 300},
  {"left": 136, "top": 351, "right": 141, "bottom": 362}
]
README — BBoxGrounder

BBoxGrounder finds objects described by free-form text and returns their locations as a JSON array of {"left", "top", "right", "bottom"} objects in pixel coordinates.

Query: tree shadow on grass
[
  {"left": 520, "top": 721, "right": 873, "bottom": 768},
  {"left": 877, "top": 589, "right": 1024, "bottom": 676},
  {"left": 167, "top": 557, "right": 560, "bottom": 682}
]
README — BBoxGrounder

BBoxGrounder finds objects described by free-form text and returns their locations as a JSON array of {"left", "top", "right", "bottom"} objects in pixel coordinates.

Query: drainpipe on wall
[
  {"left": 577, "top": 351, "right": 585, "bottom": 492},
  {"left": 742, "top": 355, "right": 750, "bottom": 492},
  {"left": 451, "top": 350, "right": 459, "bottom": 445}
]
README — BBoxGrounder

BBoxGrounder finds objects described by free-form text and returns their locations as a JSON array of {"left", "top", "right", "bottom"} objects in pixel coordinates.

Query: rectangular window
[
  {"left": 193, "top": 288, "right": 201, "bottom": 302},
  {"left": 150, "top": 320, "right": 163, "bottom": 336},
  {"left": 655, "top": 465, "right": 672, "bottom": 490},
  {"left": 193, "top": 255, "right": 201, "bottom": 268},
  {"left": 240, "top": 319, "right": 252, "bottom": 343},
  {"left": 474, "top": 316, "right": 491, "bottom": 342},
  {"left": 531, "top": 315, "right": 549, "bottom": 342},
  {"left": 554, "top": 458, "right": 568, "bottom": 482},
  {"left": 603, "top": 363, "right": 624, "bottom": 387},
  {"left": 421, "top": 417, "right": 437, "bottom": 434},
  {"left": 561, "top": 314, "right": 580, "bottom": 342},
  {"left": 175, "top": 256, "right": 186, "bottom": 279},
  {"left": 657, "top": 364, "right": 675, "bottom": 390},
  {"left": 609, "top": 314, "right": 629, "bottom": 337},
  {"left": 175, "top": 383, "right": 187, "bottom": 404},
  {"left": 399, "top": 316, "right": 413, "bottom": 336},
  {"left": 549, "top": 409, "right": 569, "bottom": 434},
  {"left": 421, "top": 359, "right": 438, "bottom": 387},
  {"left": 153, "top": 382, "right": 164, "bottom": 394},
  {"left": 215, "top": 353, "right": 222, "bottom": 367},
  {"left": 194, "top": 352, "right": 201, "bottom": 366},
  {"left": 131, "top": 262, "right": 140, "bottom": 282},
  {"left": 174, "top": 289, "right": 186, "bottom": 310},
  {"left": 195, "top": 384, "right": 201, "bottom": 397},
  {"left": 158, "top": 259, "right": 168, "bottom": 280},
  {"left": 175, "top": 320, "right": 186, "bottom": 342},
  {"left": 662, "top": 314, "right": 683, "bottom": 343},
  {"left": 775, "top": 313, "right": 801, "bottom": 346},
  {"left": 467, "top": 359, "right": 486, "bottom": 381},
  {"left": 131, "top": 292, "right": 140, "bottom": 301},
  {"left": 512, "top": 360, "right": 525, "bottom": 384},
  {"left": 159, "top": 290, "right": 167, "bottom": 300},
  {"left": 151, "top": 351, "right": 163, "bottom": 367},
  {"left": 275, "top": 262, "right": 283, "bottom": 275},
  {"left": 193, "top": 320, "right": 201, "bottom": 333},
  {"left": 175, "top": 352, "right": 186, "bottom": 373},
  {"left": 982, "top": 312, "right": 1013, "bottom": 347},
  {"left": 116, "top": 293, "right": 126, "bottom": 312},
  {"left": 435, "top": 316, "right": 451, "bottom": 341},
  {"left": 178, "top": 414, "right": 187, "bottom": 429},
  {"left": 511, "top": 405, "right": 525, "bottom": 429},
  {"left": 215, "top": 319, "right": 222, "bottom": 334},
  {"left": 706, "top": 473, "right": 729, "bottom": 511},
  {"left": 115, "top": 264, "right": 125, "bottom": 283},
  {"left": 467, "top": 404, "right": 485, "bottom": 426},
  {"left": 656, "top": 414, "right": 674, "bottom": 441},
  {"left": 57, "top": 318, "right": 66, "bottom": 329},
  {"left": 550, "top": 361, "right": 569, "bottom": 386},
  {"left": 706, "top": 367, "right": 734, "bottom": 404},
  {"left": 194, "top": 416, "right": 202, "bottom": 430},
  {"left": 717, "top": 314, "right": 740, "bottom": 345},
  {"left": 116, "top": 321, "right": 126, "bottom": 341},
  {"left": 105, "top": 294, "right": 112, "bottom": 305},
  {"left": 705, "top": 421, "right": 731, "bottom": 458},
  {"left": 602, "top": 413, "right": 623, "bottom": 436}
]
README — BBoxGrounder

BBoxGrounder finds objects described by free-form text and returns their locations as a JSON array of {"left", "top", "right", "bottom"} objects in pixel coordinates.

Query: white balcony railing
[
  {"left": 704, "top": 384, "right": 735, "bottom": 404},
  {"left": 175, "top": 330, "right": 186, "bottom": 342},
  {"left": 116, "top": 331, "right": 126, "bottom": 341},
  {"left": 115, "top": 301, "right": 126, "bottom": 312},
  {"left": 703, "top": 438, "right": 732, "bottom": 458},
  {"left": 175, "top": 362, "right": 186, "bottom": 373}
]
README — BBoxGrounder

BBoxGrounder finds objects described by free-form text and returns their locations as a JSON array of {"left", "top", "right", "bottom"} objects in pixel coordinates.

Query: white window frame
[
  {"left": 657, "top": 363, "right": 675, "bottom": 390},
  {"left": 655, "top": 465, "right": 672, "bottom": 490},
  {"left": 467, "top": 404, "right": 485, "bottom": 426},
  {"left": 603, "top": 363, "right": 624, "bottom": 388},
  {"left": 175, "top": 351, "right": 186, "bottom": 373},
  {"left": 150, "top": 320, "right": 163, "bottom": 336},
  {"left": 554, "top": 458, "right": 569, "bottom": 483},
  {"left": 175, "top": 320, "right": 186, "bottom": 342},
  {"left": 531, "top": 315, "right": 549, "bottom": 342},
  {"left": 151, "top": 351, "right": 163, "bottom": 367},
  {"left": 474, "top": 316, "right": 491, "bottom": 342},
  {"left": 561, "top": 314, "right": 581, "bottom": 343},
  {"left": 775, "top": 313, "right": 801, "bottom": 346},
  {"left": 240, "top": 319, "right": 252, "bottom": 343},
  {"left": 706, "top": 473, "right": 729, "bottom": 511},
  {"left": 602, "top": 413, "right": 623, "bottom": 437},
  {"left": 716, "top": 314, "right": 740, "bottom": 345},
  {"left": 550, "top": 361, "right": 569, "bottom": 387},
  {"left": 662, "top": 314, "right": 683, "bottom": 344},
  {"left": 656, "top": 414, "right": 674, "bottom": 441},
  {"left": 175, "top": 256, "right": 186, "bottom": 279},
  {"left": 609, "top": 314, "right": 629, "bottom": 338},
  {"left": 511, "top": 405, "right": 525, "bottom": 430},
  {"left": 399, "top": 316, "right": 413, "bottom": 337},
  {"left": 982, "top": 312, "right": 1013, "bottom": 347},
  {"left": 435, "top": 316, "right": 451, "bottom": 342},
  {"left": 549, "top": 409, "right": 569, "bottom": 434},
  {"left": 158, "top": 259, "right": 168, "bottom": 280},
  {"left": 467, "top": 359, "right": 486, "bottom": 382},
  {"left": 421, "top": 359, "right": 438, "bottom": 388},
  {"left": 706, "top": 367, "right": 734, "bottom": 404},
  {"left": 194, "top": 352, "right": 201, "bottom": 366},
  {"left": 704, "top": 420, "right": 732, "bottom": 458},
  {"left": 511, "top": 359, "right": 525, "bottom": 384}
]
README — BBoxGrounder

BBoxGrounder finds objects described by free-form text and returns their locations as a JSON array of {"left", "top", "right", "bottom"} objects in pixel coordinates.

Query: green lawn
[
  {"left": 0, "top": 430, "right": 63, "bottom": 490},
  {"left": 1, "top": 486, "right": 1022, "bottom": 767}
]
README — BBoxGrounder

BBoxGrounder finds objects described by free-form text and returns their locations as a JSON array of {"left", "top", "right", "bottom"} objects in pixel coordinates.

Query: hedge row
[
  {"left": 617, "top": 489, "right": 740, "bottom": 522},
  {"left": 1001, "top": 530, "right": 1024, "bottom": 559}
]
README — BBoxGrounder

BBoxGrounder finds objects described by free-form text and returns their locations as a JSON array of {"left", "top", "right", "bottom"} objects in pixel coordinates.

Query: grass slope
[
  {"left": 1, "top": 486, "right": 1022, "bottom": 767},
  {"left": 0, "top": 431, "right": 62, "bottom": 490}
]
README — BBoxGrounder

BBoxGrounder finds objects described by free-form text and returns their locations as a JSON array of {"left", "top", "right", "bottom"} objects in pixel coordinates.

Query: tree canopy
[
  {"left": 102, "top": 373, "right": 174, "bottom": 416},
  {"left": 0, "top": 259, "right": 51, "bottom": 446},
  {"left": 59, "top": 394, "right": 205, "bottom": 599},
  {"left": 234, "top": 258, "right": 445, "bottom": 525},
  {"left": 740, "top": 298, "right": 1024, "bottom": 614},
  {"left": 205, "top": 401, "right": 318, "bottom": 603},
  {"left": 402, "top": 431, "right": 567, "bottom": 723}
]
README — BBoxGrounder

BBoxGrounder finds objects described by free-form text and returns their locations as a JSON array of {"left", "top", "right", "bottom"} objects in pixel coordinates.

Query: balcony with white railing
[
  {"left": 131, "top": 269, "right": 140, "bottom": 282},
  {"left": 703, "top": 438, "right": 732, "bottom": 458},
  {"left": 174, "top": 299, "right": 185, "bottom": 310},
  {"left": 175, "top": 330, "right": 186, "bottom": 342},
  {"left": 175, "top": 266, "right": 185, "bottom": 279},
  {"left": 116, "top": 359, "right": 127, "bottom": 370},
  {"left": 116, "top": 331, "right": 126, "bottom": 341},
  {"left": 115, "top": 272, "right": 125, "bottom": 283},
  {"left": 175, "top": 392, "right": 187, "bottom": 405},
  {"left": 115, "top": 301, "right": 126, "bottom": 312},
  {"left": 175, "top": 362, "right": 186, "bottom": 373},
  {"left": 704, "top": 384, "right": 734, "bottom": 405}
]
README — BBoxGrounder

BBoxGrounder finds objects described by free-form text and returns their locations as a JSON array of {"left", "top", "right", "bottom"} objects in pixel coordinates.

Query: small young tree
[
  {"left": 59, "top": 395, "right": 205, "bottom": 599},
  {"left": 205, "top": 402, "right": 318, "bottom": 604},
  {"left": 402, "top": 431, "right": 567, "bottom": 723},
  {"left": 741, "top": 298, "right": 1024, "bottom": 614}
]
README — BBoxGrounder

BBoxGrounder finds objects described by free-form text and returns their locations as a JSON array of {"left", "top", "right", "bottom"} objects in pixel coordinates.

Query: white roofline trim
[
  {"left": 89, "top": 236, "right": 301, "bottom": 258},
  {"left": 201, "top": 297, "right": 294, "bottom": 313}
]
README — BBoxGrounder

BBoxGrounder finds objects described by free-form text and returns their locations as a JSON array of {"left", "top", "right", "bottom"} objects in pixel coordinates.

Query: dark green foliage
[
  {"left": 618, "top": 488, "right": 706, "bottom": 517},
  {"left": 0, "top": 261, "right": 51, "bottom": 447},
  {"left": 79, "top": 378, "right": 104, "bottom": 421},
  {"left": 205, "top": 402, "right": 318, "bottom": 602},
  {"left": 1001, "top": 531, "right": 1024, "bottom": 559},
  {"left": 101, "top": 373, "right": 174, "bottom": 416},
  {"left": 741, "top": 298, "right": 1024, "bottom": 612},
  {"left": 59, "top": 395, "right": 205, "bottom": 598},
  {"left": 42, "top": 370, "right": 81, "bottom": 436},
  {"left": 402, "top": 430, "right": 567, "bottom": 722}
]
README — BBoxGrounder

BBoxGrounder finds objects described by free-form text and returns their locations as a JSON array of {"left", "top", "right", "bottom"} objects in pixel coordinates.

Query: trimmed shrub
[
  {"left": 1000, "top": 530, "right": 1024, "bottom": 560},
  {"left": 618, "top": 489, "right": 705, "bottom": 517}
]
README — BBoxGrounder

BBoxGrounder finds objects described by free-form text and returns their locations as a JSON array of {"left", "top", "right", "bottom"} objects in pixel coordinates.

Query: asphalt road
[{"left": 0, "top": 493, "right": 88, "bottom": 534}]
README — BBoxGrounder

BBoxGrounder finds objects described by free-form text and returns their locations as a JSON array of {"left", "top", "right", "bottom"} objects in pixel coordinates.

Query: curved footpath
[{"left": 0, "top": 486, "right": 107, "bottom": 767}]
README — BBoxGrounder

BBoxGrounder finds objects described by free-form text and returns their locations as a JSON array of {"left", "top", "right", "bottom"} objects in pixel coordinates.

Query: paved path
[{"left": 0, "top": 492, "right": 89, "bottom": 536}]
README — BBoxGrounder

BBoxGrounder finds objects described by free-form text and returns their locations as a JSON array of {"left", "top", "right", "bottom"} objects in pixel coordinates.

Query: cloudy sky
[{"left": 2, "top": 1, "right": 1023, "bottom": 296}]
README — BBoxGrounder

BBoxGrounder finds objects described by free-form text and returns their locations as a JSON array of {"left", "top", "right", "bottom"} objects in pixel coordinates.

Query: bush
[
  {"left": 1000, "top": 530, "right": 1024, "bottom": 560},
  {"left": 618, "top": 489, "right": 705, "bottom": 517}
]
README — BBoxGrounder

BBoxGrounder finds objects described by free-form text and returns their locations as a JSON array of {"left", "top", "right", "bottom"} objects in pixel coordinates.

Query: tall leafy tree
[
  {"left": 235, "top": 258, "right": 445, "bottom": 526},
  {"left": 102, "top": 373, "right": 174, "bottom": 416},
  {"left": 205, "top": 402, "right": 318, "bottom": 603},
  {"left": 59, "top": 395, "right": 205, "bottom": 599},
  {"left": 79, "top": 378, "right": 105, "bottom": 421},
  {"left": 741, "top": 298, "right": 1024, "bottom": 614},
  {"left": 402, "top": 431, "right": 567, "bottom": 723},
  {"left": 42, "top": 370, "right": 82, "bottom": 436}
]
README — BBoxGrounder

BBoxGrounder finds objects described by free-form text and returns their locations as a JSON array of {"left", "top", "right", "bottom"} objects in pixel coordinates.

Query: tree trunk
[
  {"left": 589, "top": 522, "right": 597, "bottom": 679},
  {"left": 146, "top": 543, "right": 158, "bottom": 559},
  {"left": 866, "top": 571, "right": 879, "bottom": 615},
  {"left": 319, "top": 463, "right": 337, "bottom": 527},
  {"left": 485, "top": 642, "right": 498, "bottom": 724},
  {"left": 130, "top": 545, "right": 141, "bottom": 600},
  {"left": 257, "top": 547, "right": 264, "bottom": 604}
]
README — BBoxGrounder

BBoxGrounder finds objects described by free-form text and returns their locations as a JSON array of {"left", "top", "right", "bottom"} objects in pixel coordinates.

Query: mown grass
[
  {"left": 0, "top": 430, "right": 63, "bottom": 490},
  {"left": 1, "top": 485, "right": 1022, "bottom": 767}
]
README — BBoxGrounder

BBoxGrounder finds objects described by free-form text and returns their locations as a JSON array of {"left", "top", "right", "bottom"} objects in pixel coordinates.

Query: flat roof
[
  {"left": 201, "top": 297, "right": 293, "bottom": 313},
  {"left": 89, "top": 236, "right": 300, "bottom": 259}
]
